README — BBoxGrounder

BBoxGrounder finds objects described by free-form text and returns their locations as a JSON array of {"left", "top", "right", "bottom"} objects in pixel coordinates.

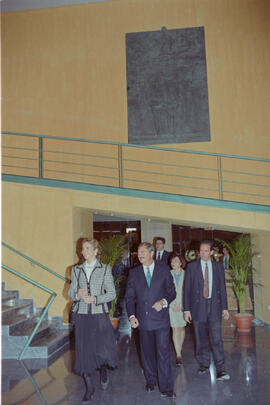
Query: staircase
[{"left": 1, "top": 282, "right": 71, "bottom": 360}]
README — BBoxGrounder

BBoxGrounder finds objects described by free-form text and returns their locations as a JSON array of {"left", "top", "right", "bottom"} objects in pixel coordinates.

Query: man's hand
[
  {"left": 222, "top": 310, "right": 229, "bottom": 320},
  {"left": 172, "top": 305, "right": 181, "bottom": 312},
  {"left": 152, "top": 300, "right": 164, "bottom": 312},
  {"left": 77, "top": 288, "right": 87, "bottom": 299},
  {"left": 184, "top": 311, "right": 192, "bottom": 323},
  {"left": 130, "top": 317, "right": 139, "bottom": 328},
  {"left": 82, "top": 295, "right": 96, "bottom": 304}
]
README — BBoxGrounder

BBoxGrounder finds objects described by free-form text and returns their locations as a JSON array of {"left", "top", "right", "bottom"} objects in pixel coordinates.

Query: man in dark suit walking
[
  {"left": 154, "top": 236, "right": 171, "bottom": 265},
  {"left": 183, "top": 240, "right": 230, "bottom": 380},
  {"left": 125, "top": 242, "right": 176, "bottom": 398}
]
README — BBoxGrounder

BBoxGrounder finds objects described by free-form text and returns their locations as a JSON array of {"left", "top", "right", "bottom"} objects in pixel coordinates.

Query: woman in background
[
  {"left": 169, "top": 253, "right": 186, "bottom": 366},
  {"left": 68, "top": 238, "right": 118, "bottom": 403}
]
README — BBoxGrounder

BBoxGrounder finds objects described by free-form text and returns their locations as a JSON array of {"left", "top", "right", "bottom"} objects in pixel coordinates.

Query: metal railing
[
  {"left": 2, "top": 131, "right": 270, "bottom": 206},
  {"left": 2, "top": 242, "right": 70, "bottom": 360},
  {"left": 2, "top": 242, "right": 70, "bottom": 283}
]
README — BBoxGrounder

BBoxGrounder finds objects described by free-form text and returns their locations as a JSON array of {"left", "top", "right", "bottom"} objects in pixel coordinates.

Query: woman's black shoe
[
  {"left": 100, "top": 366, "right": 109, "bottom": 389},
  {"left": 101, "top": 376, "right": 109, "bottom": 390},
  {"left": 83, "top": 374, "right": 94, "bottom": 402},
  {"left": 82, "top": 388, "right": 95, "bottom": 403}
]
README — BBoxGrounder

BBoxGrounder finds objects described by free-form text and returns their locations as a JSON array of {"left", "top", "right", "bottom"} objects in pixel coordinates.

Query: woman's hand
[
  {"left": 184, "top": 311, "right": 192, "bottom": 324},
  {"left": 82, "top": 295, "right": 96, "bottom": 304},
  {"left": 172, "top": 305, "right": 181, "bottom": 312},
  {"left": 77, "top": 288, "right": 87, "bottom": 299}
]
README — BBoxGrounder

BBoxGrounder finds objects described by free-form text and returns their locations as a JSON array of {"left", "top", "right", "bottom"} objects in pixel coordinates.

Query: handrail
[
  {"left": 2, "top": 130, "right": 270, "bottom": 162},
  {"left": 2, "top": 131, "right": 270, "bottom": 207},
  {"left": 2, "top": 264, "right": 56, "bottom": 360},
  {"left": 2, "top": 242, "right": 70, "bottom": 283},
  {"left": 20, "top": 360, "right": 48, "bottom": 405}
]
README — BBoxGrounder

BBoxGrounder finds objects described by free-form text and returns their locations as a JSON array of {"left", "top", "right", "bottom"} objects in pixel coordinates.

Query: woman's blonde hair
[{"left": 82, "top": 238, "right": 100, "bottom": 254}]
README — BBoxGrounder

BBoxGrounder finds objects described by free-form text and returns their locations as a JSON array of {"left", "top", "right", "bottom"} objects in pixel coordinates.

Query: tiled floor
[{"left": 2, "top": 323, "right": 270, "bottom": 405}]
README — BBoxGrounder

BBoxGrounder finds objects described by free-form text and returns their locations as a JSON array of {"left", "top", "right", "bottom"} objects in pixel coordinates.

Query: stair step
[
  {"left": 2, "top": 308, "right": 43, "bottom": 328},
  {"left": 10, "top": 319, "right": 56, "bottom": 341},
  {"left": 2, "top": 291, "right": 19, "bottom": 305},
  {"left": 2, "top": 301, "right": 33, "bottom": 323},
  {"left": 2, "top": 325, "right": 70, "bottom": 359},
  {"left": 1, "top": 285, "right": 71, "bottom": 360},
  {"left": 8, "top": 310, "right": 46, "bottom": 335},
  {"left": 2, "top": 313, "right": 28, "bottom": 327},
  {"left": 30, "top": 329, "right": 70, "bottom": 355}
]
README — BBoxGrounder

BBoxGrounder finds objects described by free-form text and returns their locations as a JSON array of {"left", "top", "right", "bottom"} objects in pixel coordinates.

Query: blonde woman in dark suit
[
  {"left": 169, "top": 253, "right": 186, "bottom": 366},
  {"left": 68, "top": 238, "right": 118, "bottom": 403}
]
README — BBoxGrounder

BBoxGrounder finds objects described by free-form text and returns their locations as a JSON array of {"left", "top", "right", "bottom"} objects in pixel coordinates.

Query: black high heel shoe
[
  {"left": 82, "top": 374, "right": 95, "bottom": 403},
  {"left": 100, "top": 366, "right": 109, "bottom": 390}
]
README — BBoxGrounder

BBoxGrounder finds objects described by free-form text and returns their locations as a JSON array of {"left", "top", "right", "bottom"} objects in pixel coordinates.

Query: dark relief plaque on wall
[{"left": 126, "top": 26, "right": 210, "bottom": 145}]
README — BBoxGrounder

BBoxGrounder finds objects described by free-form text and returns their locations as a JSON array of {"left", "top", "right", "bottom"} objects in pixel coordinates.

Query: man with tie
[
  {"left": 154, "top": 237, "right": 171, "bottom": 265},
  {"left": 125, "top": 242, "right": 176, "bottom": 398},
  {"left": 183, "top": 240, "right": 230, "bottom": 380}
]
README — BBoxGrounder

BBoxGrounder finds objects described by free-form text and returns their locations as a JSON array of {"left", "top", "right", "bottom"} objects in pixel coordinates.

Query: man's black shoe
[
  {"left": 216, "top": 371, "right": 230, "bottom": 380},
  {"left": 160, "top": 391, "right": 176, "bottom": 399},
  {"left": 146, "top": 383, "right": 155, "bottom": 392},
  {"left": 198, "top": 366, "right": 209, "bottom": 375}
]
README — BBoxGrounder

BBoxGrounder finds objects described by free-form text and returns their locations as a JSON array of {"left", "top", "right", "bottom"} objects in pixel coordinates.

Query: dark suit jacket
[
  {"left": 125, "top": 262, "right": 176, "bottom": 331},
  {"left": 183, "top": 259, "right": 228, "bottom": 322},
  {"left": 154, "top": 250, "right": 171, "bottom": 266}
]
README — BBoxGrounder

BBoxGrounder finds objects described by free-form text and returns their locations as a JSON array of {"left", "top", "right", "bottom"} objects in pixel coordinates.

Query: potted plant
[
  {"left": 218, "top": 234, "right": 258, "bottom": 332},
  {"left": 100, "top": 234, "right": 127, "bottom": 329}
]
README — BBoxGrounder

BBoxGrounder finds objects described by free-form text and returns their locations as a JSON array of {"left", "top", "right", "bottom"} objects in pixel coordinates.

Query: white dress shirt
[
  {"left": 143, "top": 261, "right": 155, "bottom": 278},
  {"left": 75, "top": 260, "right": 97, "bottom": 300},
  {"left": 129, "top": 261, "right": 167, "bottom": 320},
  {"left": 201, "top": 259, "right": 213, "bottom": 299},
  {"left": 84, "top": 259, "right": 97, "bottom": 281},
  {"left": 156, "top": 250, "right": 164, "bottom": 260}
]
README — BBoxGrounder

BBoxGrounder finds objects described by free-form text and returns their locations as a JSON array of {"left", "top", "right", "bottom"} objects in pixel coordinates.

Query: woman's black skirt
[{"left": 74, "top": 312, "right": 118, "bottom": 375}]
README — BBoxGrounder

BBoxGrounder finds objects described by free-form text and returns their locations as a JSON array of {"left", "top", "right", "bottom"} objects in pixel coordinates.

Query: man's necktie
[
  {"left": 157, "top": 252, "right": 161, "bottom": 261},
  {"left": 203, "top": 262, "right": 209, "bottom": 298},
  {"left": 146, "top": 267, "right": 152, "bottom": 287}
]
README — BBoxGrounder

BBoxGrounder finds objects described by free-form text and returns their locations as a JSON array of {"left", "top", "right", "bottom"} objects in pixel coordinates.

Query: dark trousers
[
  {"left": 139, "top": 327, "right": 173, "bottom": 392},
  {"left": 193, "top": 299, "right": 225, "bottom": 372}
]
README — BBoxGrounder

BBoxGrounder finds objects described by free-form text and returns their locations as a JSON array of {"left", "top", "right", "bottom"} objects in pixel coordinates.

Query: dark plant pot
[
  {"left": 110, "top": 317, "right": 119, "bottom": 330},
  {"left": 234, "top": 313, "right": 253, "bottom": 333}
]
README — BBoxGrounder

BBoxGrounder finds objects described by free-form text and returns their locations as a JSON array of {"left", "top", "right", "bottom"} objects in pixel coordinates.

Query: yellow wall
[
  {"left": 72, "top": 207, "right": 93, "bottom": 261},
  {"left": 2, "top": 181, "right": 270, "bottom": 321},
  {"left": 2, "top": 0, "right": 270, "bottom": 322},
  {"left": 252, "top": 233, "right": 270, "bottom": 324},
  {"left": 2, "top": 0, "right": 270, "bottom": 159}
]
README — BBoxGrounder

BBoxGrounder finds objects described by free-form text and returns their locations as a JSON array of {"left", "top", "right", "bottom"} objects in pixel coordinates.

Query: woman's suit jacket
[{"left": 68, "top": 261, "right": 116, "bottom": 315}]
